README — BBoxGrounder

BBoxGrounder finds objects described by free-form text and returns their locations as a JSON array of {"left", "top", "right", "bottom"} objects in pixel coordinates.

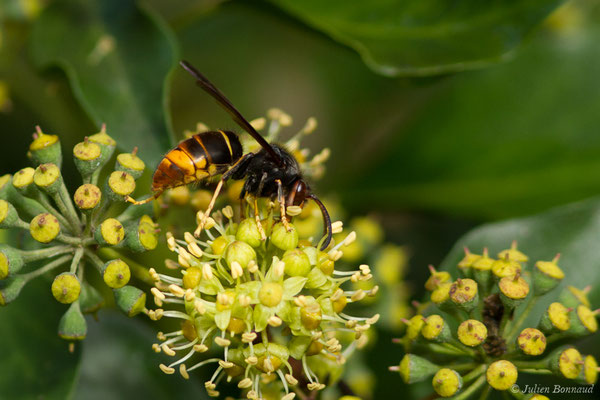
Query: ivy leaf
[
  {"left": 269, "top": 0, "right": 563, "bottom": 76},
  {"left": 30, "top": 0, "right": 177, "bottom": 166}
]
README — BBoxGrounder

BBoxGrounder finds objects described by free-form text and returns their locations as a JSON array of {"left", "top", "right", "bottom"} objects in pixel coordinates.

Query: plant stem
[
  {"left": 449, "top": 374, "right": 487, "bottom": 400},
  {"left": 33, "top": 192, "right": 73, "bottom": 233},
  {"left": 69, "top": 247, "right": 84, "bottom": 274},
  {"left": 55, "top": 234, "right": 95, "bottom": 246},
  {"left": 505, "top": 296, "right": 538, "bottom": 344},
  {"left": 20, "top": 245, "right": 73, "bottom": 262},
  {"left": 22, "top": 255, "right": 72, "bottom": 281},
  {"left": 462, "top": 364, "right": 487, "bottom": 384},
  {"left": 57, "top": 180, "right": 82, "bottom": 234},
  {"left": 512, "top": 360, "right": 548, "bottom": 370}
]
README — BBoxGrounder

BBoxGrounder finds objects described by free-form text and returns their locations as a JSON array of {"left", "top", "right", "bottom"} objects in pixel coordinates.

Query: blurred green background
[{"left": 1, "top": 0, "right": 600, "bottom": 399}]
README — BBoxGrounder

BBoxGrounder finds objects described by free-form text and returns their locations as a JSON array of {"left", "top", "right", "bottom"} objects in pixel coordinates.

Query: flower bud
[
  {"left": 404, "top": 315, "right": 425, "bottom": 340},
  {"left": 421, "top": 315, "right": 451, "bottom": 343},
  {"left": 51, "top": 272, "right": 81, "bottom": 304},
  {"left": 430, "top": 282, "right": 452, "bottom": 309},
  {"left": 517, "top": 328, "right": 546, "bottom": 355},
  {"left": 33, "top": 163, "right": 62, "bottom": 195},
  {"left": 457, "top": 248, "right": 480, "bottom": 278},
  {"left": 449, "top": 278, "right": 478, "bottom": 312},
  {"left": 182, "top": 267, "right": 202, "bottom": 289},
  {"left": 499, "top": 273, "right": 529, "bottom": 309},
  {"left": 103, "top": 259, "right": 131, "bottom": 289},
  {"left": 559, "top": 285, "right": 591, "bottom": 309},
  {"left": 106, "top": 171, "right": 136, "bottom": 201},
  {"left": 125, "top": 216, "right": 157, "bottom": 252},
  {"left": 88, "top": 125, "right": 116, "bottom": 167},
  {"left": 432, "top": 368, "right": 462, "bottom": 397},
  {"left": 300, "top": 303, "right": 322, "bottom": 330},
  {"left": 96, "top": 218, "right": 125, "bottom": 246},
  {"left": 28, "top": 126, "right": 62, "bottom": 167},
  {"left": 73, "top": 184, "right": 101, "bottom": 210},
  {"left": 1, "top": 175, "right": 46, "bottom": 217},
  {"left": 30, "top": 213, "right": 60, "bottom": 243},
  {"left": 58, "top": 302, "right": 87, "bottom": 340},
  {"left": 332, "top": 293, "right": 347, "bottom": 313},
  {"left": 533, "top": 255, "right": 564, "bottom": 295},
  {"left": 497, "top": 241, "right": 528, "bottom": 262},
  {"left": 486, "top": 360, "right": 518, "bottom": 390},
  {"left": 0, "top": 199, "right": 20, "bottom": 229},
  {"left": 549, "top": 347, "right": 582, "bottom": 379},
  {"left": 115, "top": 148, "right": 145, "bottom": 179},
  {"left": 305, "top": 266, "right": 327, "bottom": 289},
  {"left": 539, "top": 302, "right": 571, "bottom": 333},
  {"left": 457, "top": 319, "right": 487, "bottom": 347},
  {"left": 73, "top": 139, "right": 102, "bottom": 179},
  {"left": 258, "top": 282, "right": 283, "bottom": 308},
  {"left": 11, "top": 167, "right": 36, "bottom": 196},
  {"left": 79, "top": 281, "right": 104, "bottom": 314},
  {"left": 224, "top": 241, "right": 256, "bottom": 269},
  {"left": 0, "top": 275, "right": 26, "bottom": 305},
  {"left": 235, "top": 218, "right": 262, "bottom": 248},
  {"left": 0, "top": 245, "right": 24, "bottom": 279},
  {"left": 471, "top": 250, "right": 493, "bottom": 290},
  {"left": 568, "top": 305, "right": 598, "bottom": 336},
  {"left": 424, "top": 266, "right": 451, "bottom": 291},
  {"left": 114, "top": 285, "right": 146, "bottom": 317},
  {"left": 271, "top": 222, "right": 298, "bottom": 250},
  {"left": 316, "top": 251, "right": 334, "bottom": 276},
  {"left": 210, "top": 235, "right": 230, "bottom": 256},
  {"left": 392, "top": 354, "right": 438, "bottom": 384},
  {"left": 491, "top": 257, "right": 521, "bottom": 280},
  {"left": 282, "top": 249, "right": 311, "bottom": 277},
  {"left": 580, "top": 355, "right": 598, "bottom": 385}
]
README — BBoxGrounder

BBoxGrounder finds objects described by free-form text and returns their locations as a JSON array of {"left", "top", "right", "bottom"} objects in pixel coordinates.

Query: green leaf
[
  {"left": 0, "top": 276, "right": 81, "bottom": 400},
  {"left": 439, "top": 197, "right": 600, "bottom": 325},
  {"left": 30, "top": 0, "right": 177, "bottom": 166},
  {"left": 343, "top": 24, "right": 600, "bottom": 219},
  {"left": 283, "top": 276, "right": 307, "bottom": 297},
  {"left": 269, "top": 0, "right": 564, "bottom": 76},
  {"left": 72, "top": 311, "right": 207, "bottom": 400}
]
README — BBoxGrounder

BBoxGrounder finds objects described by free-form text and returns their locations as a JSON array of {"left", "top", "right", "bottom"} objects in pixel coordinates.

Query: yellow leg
[
  {"left": 125, "top": 192, "right": 160, "bottom": 205},
  {"left": 253, "top": 198, "right": 267, "bottom": 241},
  {"left": 275, "top": 179, "right": 292, "bottom": 232},
  {"left": 194, "top": 179, "right": 224, "bottom": 237}
]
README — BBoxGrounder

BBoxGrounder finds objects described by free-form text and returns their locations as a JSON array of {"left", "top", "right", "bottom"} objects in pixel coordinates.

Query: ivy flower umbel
[
  {"left": 0, "top": 125, "right": 157, "bottom": 341},
  {"left": 391, "top": 242, "right": 599, "bottom": 399},
  {"left": 147, "top": 111, "right": 377, "bottom": 398}
]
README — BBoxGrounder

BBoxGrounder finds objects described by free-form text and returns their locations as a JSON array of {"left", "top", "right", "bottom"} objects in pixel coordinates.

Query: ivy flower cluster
[
  {"left": 0, "top": 126, "right": 156, "bottom": 341},
  {"left": 391, "top": 242, "right": 598, "bottom": 399},
  {"left": 147, "top": 111, "right": 378, "bottom": 399}
]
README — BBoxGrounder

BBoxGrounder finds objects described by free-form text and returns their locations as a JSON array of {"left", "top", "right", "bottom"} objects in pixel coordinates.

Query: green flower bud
[
  {"left": 115, "top": 148, "right": 145, "bottom": 179},
  {"left": 114, "top": 285, "right": 146, "bottom": 317},
  {"left": 96, "top": 218, "right": 125, "bottom": 246},
  {"left": 211, "top": 235, "right": 230, "bottom": 255},
  {"left": 404, "top": 315, "right": 425, "bottom": 340},
  {"left": 51, "top": 272, "right": 81, "bottom": 304},
  {"left": 580, "top": 355, "right": 598, "bottom": 385},
  {"left": 11, "top": 167, "right": 36, "bottom": 196},
  {"left": 424, "top": 265, "right": 451, "bottom": 291},
  {"left": 449, "top": 278, "right": 479, "bottom": 312},
  {"left": 224, "top": 240, "right": 256, "bottom": 269},
  {"left": 182, "top": 267, "right": 202, "bottom": 289},
  {"left": 457, "top": 319, "right": 487, "bottom": 347},
  {"left": 316, "top": 250, "right": 334, "bottom": 275},
  {"left": 471, "top": 249, "right": 493, "bottom": 290},
  {"left": 457, "top": 248, "right": 480, "bottom": 278},
  {"left": 499, "top": 273, "right": 529, "bottom": 309},
  {"left": 539, "top": 302, "right": 571, "bottom": 333},
  {"left": 0, "top": 199, "right": 21, "bottom": 229},
  {"left": 88, "top": 125, "right": 116, "bottom": 167},
  {"left": 332, "top": 293, "right": 347, "bottom": 313},
  {"left": 270, "top": 222, "right": 298, "bottom": 251},
  {"left": 305, "top": 266, "right": 327, "bottom": 289},
  {"left": 421, "top": 314, "right": 451, "bottom": 343},
  {"left": 282, "top": 249, "right": 311, "bottom": 277},
  {"left": 33, "top": 163, "right": 62, "bottom": 195},
  {"left": 0, "top": 275, "right": 26, "bottom": 305},
  {"left": 491, "top": 257, "right": 522, "bottom": 280},
  {"left": 235, "top": 218, "right": 262, "bottom": 248},
  {"left": 533, "top": 255, "right": 564, "bottom": 295},
  {"left": 497, "top": 241, "right": 529, "bottom": 262},
  {"left": 259, "top": 282, "right": 283, "bottom": 308},
  {"left": 486, "top": 360, "right": 518, "bottom": 390},
  {"left": 79, "top": 281, "right": 104, "bottom": 314},
  {"left": 73, "top": 184, "right": 102, "bottom": 210},
  {"left": 392, "top": 354, "right": 439, "bottom": 384},
  {"left": 559, "top": 285, "right": 591, "bottom": 309},
  {"left": 432, "top": 368, "right": 462, "bottom": 397},
  {"left": 73, "top": 139, "right": 102, "bottom": 179},
  {"left": 517, "top": 328, "right": 547, "bottom": 355},
  {"left": 430, "top": 282, "right": 452, "bottom": 309},
  {"left": 106, "top": 171, "right": 136, "bottom": 201},
  {"left": 30, "top": 213, "right": 60, "bottom": 243},
  {"left": 28, "top": 126, "right": 62, "bottom": 167},
  {"left": 0, "top": 244, "right": 24, "bottom": 279},
  {"left": 549, "top": 347, "right": 583, "bottom": 379},
  {"left": 300, "top": 302, "right": 322, "bottom": 330},
  {"left": 568, "top": 305, "right": 598, "bottom": 336},
  {"left": 103, "top": 259, "right": 131, "bottom": 289},
  {"left": 125, "top": 216, "right": 157, "bottom": 252},
  {"left": 58, "top": 302, "right": 87, "bottom": 340},
  {"left": 0, "top": 174, "right": 46, "bottom": 217}
]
